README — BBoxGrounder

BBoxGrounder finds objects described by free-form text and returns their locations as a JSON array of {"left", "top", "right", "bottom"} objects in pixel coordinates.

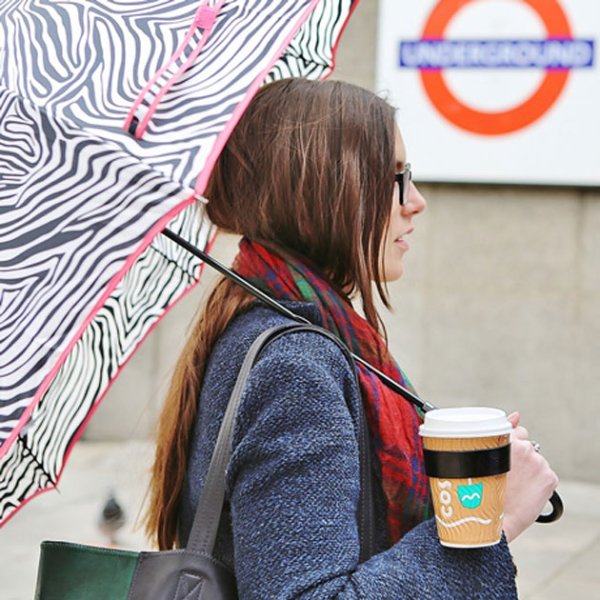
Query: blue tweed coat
[{"left": 179, "top": 303, "right": 519, "bottom": 599}]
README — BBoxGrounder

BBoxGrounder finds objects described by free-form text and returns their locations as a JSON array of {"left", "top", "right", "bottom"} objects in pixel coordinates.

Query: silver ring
[{"left": 531, "top": 441, "right": 541, "bottom": 453}]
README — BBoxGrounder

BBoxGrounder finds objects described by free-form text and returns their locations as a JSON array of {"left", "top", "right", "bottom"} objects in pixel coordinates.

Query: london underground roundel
[{"left": 399, "top": 0, "right": 594, "bottom": 136}]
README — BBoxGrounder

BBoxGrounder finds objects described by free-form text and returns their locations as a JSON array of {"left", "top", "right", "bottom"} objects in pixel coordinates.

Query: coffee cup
[{"left": 419, "top": 407, "right": 512, "bottom": 548}]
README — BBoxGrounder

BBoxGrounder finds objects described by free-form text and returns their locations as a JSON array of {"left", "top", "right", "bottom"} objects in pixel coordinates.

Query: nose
[{"left": 403, "top": 181, "right": 427, "bottom": 215}]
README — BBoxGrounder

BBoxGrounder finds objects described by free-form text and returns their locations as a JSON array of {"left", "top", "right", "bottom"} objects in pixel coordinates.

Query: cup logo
[
  {"left": 438, "top": 480, "right": 453, "bottom": 518},
  {"left": 458, "top": 480, "right": 483, "bottom": 509}
]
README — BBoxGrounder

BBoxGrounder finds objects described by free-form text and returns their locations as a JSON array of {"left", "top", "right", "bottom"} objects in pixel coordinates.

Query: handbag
[{"left": 35, "top": 323, "right": 375, "bottom": 600}]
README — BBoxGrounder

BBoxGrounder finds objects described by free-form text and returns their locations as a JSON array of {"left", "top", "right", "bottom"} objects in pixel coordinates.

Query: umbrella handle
[{"left": 536, "top": 490, "right": 564, "bottom": 523}]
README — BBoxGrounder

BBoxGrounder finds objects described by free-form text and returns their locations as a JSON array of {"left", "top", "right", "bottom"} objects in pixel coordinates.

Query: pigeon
[{"left": 97, "top": 491, "right": 126, "bottom": 546}]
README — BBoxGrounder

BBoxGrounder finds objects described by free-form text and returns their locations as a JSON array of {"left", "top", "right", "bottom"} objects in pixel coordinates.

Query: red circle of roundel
[{"left": 420, "top": 0, "right": 572, "bottom": 135}]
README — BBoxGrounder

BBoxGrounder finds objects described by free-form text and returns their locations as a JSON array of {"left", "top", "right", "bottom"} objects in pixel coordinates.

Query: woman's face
[{"left": 380, "top": 126, "right": 427, "bottom": 282}]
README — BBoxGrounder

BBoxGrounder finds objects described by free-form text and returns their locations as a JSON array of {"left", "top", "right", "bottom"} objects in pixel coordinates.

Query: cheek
[
  {"left": 387, "top": 199, "right": 403, "bottom": 232},
  {"left": 382, "top": 238, "right": 405, "bottom": 282}
]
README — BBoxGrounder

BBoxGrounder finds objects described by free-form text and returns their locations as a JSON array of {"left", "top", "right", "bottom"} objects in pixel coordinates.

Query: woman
[{"left": 146, "top": 78, "right": 558, "bottom": 598}]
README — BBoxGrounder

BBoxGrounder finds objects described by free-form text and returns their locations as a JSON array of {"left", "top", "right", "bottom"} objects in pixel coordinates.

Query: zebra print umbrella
[{"left": 0, "top": 0, "right": 357, "bottom": 526}]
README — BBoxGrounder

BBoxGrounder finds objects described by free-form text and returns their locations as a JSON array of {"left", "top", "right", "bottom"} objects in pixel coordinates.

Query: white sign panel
[{"left": 376, "top": 0, "right": 599, "bottom": 186}]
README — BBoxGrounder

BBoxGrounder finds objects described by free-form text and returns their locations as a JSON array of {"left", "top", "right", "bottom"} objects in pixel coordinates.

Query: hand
[{"left": 502, "top": 412, "right": 559, "bottom": 543}]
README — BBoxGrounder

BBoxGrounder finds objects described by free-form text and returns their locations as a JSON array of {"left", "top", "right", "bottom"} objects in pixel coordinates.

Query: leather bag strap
[{"left": 185, "top": 323, "right": 375, "bottom": 562}]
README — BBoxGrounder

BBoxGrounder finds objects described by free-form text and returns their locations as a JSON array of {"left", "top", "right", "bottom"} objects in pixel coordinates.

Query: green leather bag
[
  {"left": 36, "top": 543, "right": 140, "bottom": 600},
  {"left": 34, "top": 324, "right": 374, "bottom": 600},
  {"left": 35, "top": 539, "right": 237, "bottom": 600}
]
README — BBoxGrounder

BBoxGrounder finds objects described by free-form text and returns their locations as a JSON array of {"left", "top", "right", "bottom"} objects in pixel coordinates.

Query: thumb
[{"left": 507, "top": 411, "right": 520, "bottom": 428}]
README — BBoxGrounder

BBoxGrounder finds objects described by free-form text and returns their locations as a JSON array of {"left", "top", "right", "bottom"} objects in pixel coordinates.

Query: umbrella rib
[
  {"left": 149, "top": 243, "right": 199, "bottom": 281},
  {"left": 161, "top": 228, "right": 435, "bottom": 413},
  {"left": 17, "top": 436, "right": 55, "bottom": 484}
]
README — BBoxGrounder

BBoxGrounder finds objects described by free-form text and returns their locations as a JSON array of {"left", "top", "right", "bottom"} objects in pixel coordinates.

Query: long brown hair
[{"left": 146, "top": 78, "right": 397, "bottom": 549}]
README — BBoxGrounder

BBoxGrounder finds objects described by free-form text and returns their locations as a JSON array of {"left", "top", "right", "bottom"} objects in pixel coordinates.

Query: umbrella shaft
[{"left": 161, "top": 228, "right": 434, "bottom": 413}]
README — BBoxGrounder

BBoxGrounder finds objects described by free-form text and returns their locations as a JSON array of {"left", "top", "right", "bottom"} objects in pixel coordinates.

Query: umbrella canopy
[{"left": 0, "top": 0, "right": 357, "bottom": 526}]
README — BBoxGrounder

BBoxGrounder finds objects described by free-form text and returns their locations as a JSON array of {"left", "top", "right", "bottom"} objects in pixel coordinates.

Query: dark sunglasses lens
[
  {"left": 395, "top": 166, "right": 411, "bottom": 205},
  {"left": 403, "top": 170, "right": 410, "bottom": 204}
]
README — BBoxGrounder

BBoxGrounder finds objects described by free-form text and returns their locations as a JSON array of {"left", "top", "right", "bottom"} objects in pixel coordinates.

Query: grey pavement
[{"left": 0, "top": 441, "right": 598, "bottom": 599}]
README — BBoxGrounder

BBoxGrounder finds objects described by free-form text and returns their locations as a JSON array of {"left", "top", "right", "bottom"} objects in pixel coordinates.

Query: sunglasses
[{"left": 394, "top": 163, "right": 412, "bottom": 205}]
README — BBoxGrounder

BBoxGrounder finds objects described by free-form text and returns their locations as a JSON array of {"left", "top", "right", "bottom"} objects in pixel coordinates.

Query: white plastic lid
[{"left": 419, "top": 407, "right": 512, "bottom": 438}]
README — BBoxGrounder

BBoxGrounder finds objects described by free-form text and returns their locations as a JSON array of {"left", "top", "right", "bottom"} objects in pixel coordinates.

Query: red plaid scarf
[{"left": 234, "top": 239, "right": 432, "bottom": 543}]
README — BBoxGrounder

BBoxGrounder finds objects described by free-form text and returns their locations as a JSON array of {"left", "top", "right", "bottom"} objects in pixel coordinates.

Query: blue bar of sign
[{"left": 399, "top": 39, "right": 595, "bottom": 69}]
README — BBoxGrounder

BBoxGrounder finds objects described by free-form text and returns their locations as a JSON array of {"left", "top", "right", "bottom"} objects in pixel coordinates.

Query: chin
[{"left": 383, "top": 264, "right": 404, "bottom": 282}]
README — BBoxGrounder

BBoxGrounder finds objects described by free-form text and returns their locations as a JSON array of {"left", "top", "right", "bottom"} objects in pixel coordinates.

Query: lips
[{"left": 395, "top": 227, "right": 414, "bottom": 244}]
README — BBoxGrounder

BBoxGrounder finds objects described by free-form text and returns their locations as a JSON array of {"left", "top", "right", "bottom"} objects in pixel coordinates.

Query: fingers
[
  {"left": 541, "top": 459, "right": 560, "bottom": 495},
  {"left": 507, "top": 412, "right": 558, "bottom": 492},
  {"left": 511, "top": 437, "right": 559, "bottom": 494},
  {"left": 535, "top": 456, "right": 559, "bottom": 499},
  {"left": 503, "top": 414, "right": 560, "bottom": 542},
  {"left": 511, "top": 425, "right": 529, "bottom": 441}
]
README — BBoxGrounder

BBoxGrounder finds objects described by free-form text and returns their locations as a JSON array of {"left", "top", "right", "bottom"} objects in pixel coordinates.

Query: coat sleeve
[{"left": 225, "top": 332, "right": 518, "bottom": 599}]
